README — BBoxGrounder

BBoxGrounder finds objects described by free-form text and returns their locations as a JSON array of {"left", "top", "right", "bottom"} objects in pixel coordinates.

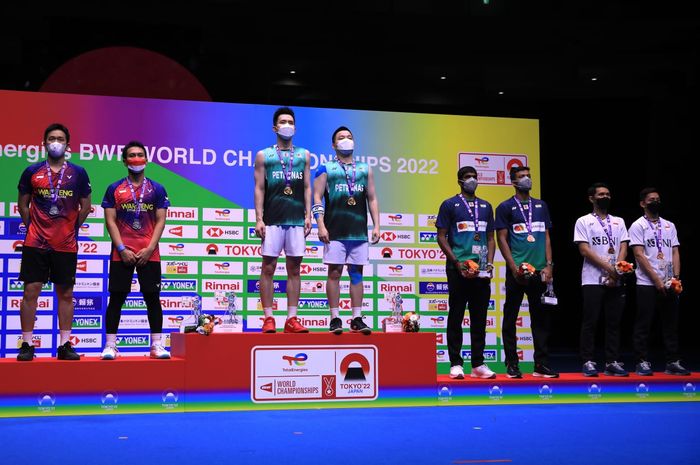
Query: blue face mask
[
  {"left": 461, "top": 177, "right": 478, "bottom": 194},
  {"left": 515, "top": 176, "right": 532, "bottom": 191}
]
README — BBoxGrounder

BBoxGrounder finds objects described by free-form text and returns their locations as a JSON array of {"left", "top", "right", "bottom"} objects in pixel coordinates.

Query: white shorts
[
  {"left": 261, "top": 225, "right": 306, "bottom": 257},
  {"left": 323, "top": 240, "right": 369, "bottom": 266}
]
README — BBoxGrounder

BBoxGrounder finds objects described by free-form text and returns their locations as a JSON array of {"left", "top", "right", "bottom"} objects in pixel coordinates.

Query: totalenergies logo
[
  {"left": 169, "top": 243, "right": 185, "bottom": 251},
  {"left": 282, "top": 353, "right": 308, "bottom": 366},
  {"left": 214, "top": 262, "right": 230, "bottom": 270},
  {"left": 167, "top": 316, "right": 184, "bottom": 324},
  {"left": 388, "top": 214, "right": 402, "bottom": 222},
  {"left": 305, "top": 246, "right": 319, "bottom": 254},
  {"left": 215, "top": 209, "right": 231, "bottom": 216},
  {"left": 388, "top": 265, "right": 403, "bottom": 273},
  {"left": 475, "top": 156, "right": 489, "bottom": 165},
  {"left": 79, "top": 223, "right": 90, "bottom": 231}
]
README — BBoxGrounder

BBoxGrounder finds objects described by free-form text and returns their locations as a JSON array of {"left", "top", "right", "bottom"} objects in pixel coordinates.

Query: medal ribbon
[
  {"left": 275, "top": 145, "right": 295, "bottom": 187},
  {"left": 644, "top": 216, "right": 664, "bottom": 259},
  {"left": 514, "top": 196, "right": 533, "bottom": 237},
  {"left": 336, "top": 157, "right": 357, "bottom": 197},
  {"left": 126, "top": 177, "right": 147, "bottom": 220},
  {"left": 458, "top": 194, "right": 480, "bottom": 237},
  {"left": 592, "top": 213, "right": 615, "bottom": 253},
  {"left": 45, "top": 161, "right": 67, "bottom": 206}
]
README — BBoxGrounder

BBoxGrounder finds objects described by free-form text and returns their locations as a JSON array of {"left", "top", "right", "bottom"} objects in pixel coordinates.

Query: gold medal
[
  {"left": 283, "top": 186, "right": 293, "bottom": 195},
  {"left": 347, "top": 196, "right": 356, "bottom": 206},
  {"left": 657, "top": 252, "right": 664, "bottom": 260},
  {"left": 527, "top": 234, "right": 535, "bottom": 242}
]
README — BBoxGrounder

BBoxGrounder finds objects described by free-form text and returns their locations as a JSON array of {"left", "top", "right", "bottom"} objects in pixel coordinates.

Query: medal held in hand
[{"left": 541, "top": 275, "right": 558, "bottom": 306}]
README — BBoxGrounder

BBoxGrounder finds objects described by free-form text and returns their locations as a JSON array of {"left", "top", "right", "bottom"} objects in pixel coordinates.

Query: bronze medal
[
  {"left": 347, "top": 196, "right": 356, "bottom": 206},
  {"left": 527, "top": 234, "right": 536, "bottom": 243},
  {"left": 657, "top": 252, "right": 664, "bottom": 260},
  {"left": 608, "top": 246, "right": 615, "bottom": 254},
  {"left": 473, "top": 233, "right": 481, "bottom": 242},
  {"left": 283, "top": 186, "right": 293, "bottom": 195}
]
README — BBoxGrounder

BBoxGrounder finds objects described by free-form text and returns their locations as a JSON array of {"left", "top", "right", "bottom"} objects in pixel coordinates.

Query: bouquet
[
  {"left": 665, "top": 277, "right": 683, "bottom": 295},
  {"left": 196, "top": 314, "right": 218, "bottom": 335},
  {"left": 516, "top": 262, "right": 536, "bottom": 279},
  {"left": 615, "top": 260, "right": 634, "bottom": 275},
  {"left": 460, "top": 259, "right": 479, "bottom": 278},
  {"left": 402, "top": 312, "right": 420, "bottom": 332}
]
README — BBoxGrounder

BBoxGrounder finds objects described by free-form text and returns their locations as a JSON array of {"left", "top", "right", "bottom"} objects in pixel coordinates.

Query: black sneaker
[
  {"left": 17, "top": 342, "right": 35, "bottom": 361},
  {"left": 533, "top": 364, "right": 559, "bottom": 378},
  {"left": 664, "top": 360, "right": 691, "bottom": 376},
  {"left": 506, "top": 363, "right": 522, "bottom": 379},
  {"left": 349, "top": 316, "right": 371, "bottom": 335},
  {"left": 582, "top": 360, "right": 598, "bottom": 377},
  {"left": 635, "top": 360, "right": 653, "bottom": 376},
  {"left": 604, "top": 361, "right": 629, "bottom": 377},
  {"left": 57, "top": 341, "right": 80, "bottom": 360},
  {"left": 329, "top": 317, "right": 343, "bottom": 335}
]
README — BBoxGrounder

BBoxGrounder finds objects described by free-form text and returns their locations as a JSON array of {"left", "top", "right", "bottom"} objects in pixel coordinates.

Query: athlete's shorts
[
  {"left": 19, "top": 246, "right": 77, "bottom": 286},
  {"left": 108, "top": 261, "right": 162, "bottom": 293},
  {"left": 323, "top": 240, "right": 369, "bottom": 265},
  {"left": 261, "top": 225, "right": 306, "bottom": 257}
]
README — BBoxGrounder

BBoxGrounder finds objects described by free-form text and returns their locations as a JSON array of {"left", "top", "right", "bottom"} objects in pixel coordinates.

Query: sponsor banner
[
  {"left": 252, "top": 345, "right": 378, "bottom": 402},
  {"left": 337, "top": 298, "right": 373, "bottom": 311},
  {"left": 7, "top": 278, "right": 53, "bottom": 293},
  {"left": 369, "top": 246, "right": 445, "bottom": 261},
  {"left": 202, "top": 207, "right": 244, "bottom": 222},
  {"left": 160, "top": 242, "right": 203, "bottom": 257},
  {"left": 300, "top": 280, "right": 326, "bottom": 294},
  {"left": 247, "top": 261, "right": 286, "bottom": 275},
  {"left": 73, "top": 294, "right": 103, "bottom": 312},
  {"left": 77, "top": 241, "right": 112, "bottom": 256},
  {"left": 202, "top": 278, "right": 243, "bottom": 293},
  {"left": 0, "top": 239, "right": 26, "bottom": 253},
  {"left": 6, "top": 314, "right": 54, "bottom": 330},
  {"left": 420, "top": 314, "right": 447, "bottom": 329},
  {"left": 299, "top": 263, "right": 328, "bottom": 277},
  {"left": 162, "top": 224, "right": 199, "bottom": 239},
  {"left": 162, "top": 260, "right": 199, "bottom": 275},
  {"left": 339, "top": 281, "right": 374, "bottom": 294},
  {"left": 501, "top": 349, "right": 535, "bottom": 363},
  {"left": 202, "top": 296, "right": 243, "bottom": 311},
  {"left": 246, "top": 297, "right": 286, "bottom": 311},
  {"left": 380, "top": 213, "right": 414, "bottom": 227},
  {"left": 419, "top": 298, "right": 448, "bottom": 312},
  {"left": 377, "top": 297, "right": 415, "bottom": 312},
  {"left": 117, "top": 334, "right": 151, "bottom": 348},
  {"left": 202, "top": 225, "right": 244, "bottom": 240},
  {"left": 6, "top": 334, "right": 51, "bottom": 350},
  {"left": 76, "top": 259, "right": 104, "bottom": 274},
  {"left": 119, "top": 315, "right": 151, "bottom": 329},
  {"left": 418, "top": 231, "right": 438, "bottom": 243},
  {"left": 436, "top": 349, "right": 448, "bottom": 363},
  {"left": 202, "top": 260, "right": 244, "bottom": 275},
  {"left": 8, "top": 202, "right": 20, "bottom": 217},
  {"left": 461, "top": 332, "right": 499, "bottom": 346},
  {"left": 377, "top": 264, "right": 415, "bottom": 278},
  {"left": 516, "top": 332, "right": 534, "bottom": 346},
  {"left": 379, "top": 230, "right": 415, "bottom": 244},
  {"left": 123, "top": 296, "right": 191, "bottom": 311},
  {"left": 158, "top": 279, "right": 198, "bottom": 292},
  {"left": 7, "top": 296, "right": 53, "bottom": 310},
  {"left": 419, "top": 281, "right": 449, "bottom": 295},
  {"left": 297, "top": 298, "right": 329, "bottom": 310},
  {"left": 516, "top": 315, "right": 532, "bottom": 329},
  {"left": 166, "top": 207, "right": 199, "bottom": 221},
  {"left": 74, "top": 277, "right": 104, "bottom": 292},
  {"left": 377, "top": 281, "right": 415, "bottom": 296},
  {"left": 68, "top": 333, "right": 102, "bottom": 349},
  {"left": 303, "top": 245, "right": 323, "bottom": 259},
  {"left": 8, "top": 259, "right": 21, "bottom": 273},
  {"left": 418, "top": 214, "right": 438, "bottom": 227},
  {"left": 163, "top": 314, "right": 187, "bottom": 329},
  {"left": 72, "top": 315, "right": 103, "bottom": 330},
  {"left": 248, "top": 279, "right": 287, "bottom": 294},
  {"left": 462, "top": 349, "right": 499, "bottom": 362},
  {"left": 434, "top": 332, "right": 446, "bottom": 345},
  {"left": 87, "top": 204, "right": 105, "bottom": 219},
  {"left": 77, "top": 222, "right": 105, "bottom": 237},
  {"left": 462, "top": 315, "right": 497, "bottom": 329},
  {"left": 458, "top": 153, "right": 528, "bottom": 186}
]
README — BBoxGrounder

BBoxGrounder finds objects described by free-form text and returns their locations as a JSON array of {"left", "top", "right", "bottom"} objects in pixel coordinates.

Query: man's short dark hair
[
  {"left": 457, "top": 166, "right": 477, "bottom": 179},
  {"left": 639, "top": 187, "right": 659, "bottom": 201},
  {"left": 273, "top": 107, "right": 295, "bottom": 125},
  {"left": 587, "top": 182, "right": 609, "bottom": 197},
  {"left": 332, "top": 126, "right": 352, "bottom": 143},
  {"left": 122, "top": 140, "right": 146, "bottom": 159},
  {"left": 510, "top": 165, "right": 530, "bottom": 181},
  {"left": 43, "top": 123, "right": 70, "bottom": 143}
]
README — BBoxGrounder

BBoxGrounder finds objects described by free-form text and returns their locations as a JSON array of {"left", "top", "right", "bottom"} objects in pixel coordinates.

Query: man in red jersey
[
  {"left": 100, "top": 141, "right": 171, "bottom": 359},
  {"left": 16, "top": 123, "right": 92, "bottom": 361}
]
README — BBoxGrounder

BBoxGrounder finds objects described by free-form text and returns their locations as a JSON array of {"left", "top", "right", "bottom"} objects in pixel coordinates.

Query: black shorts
[
  {"left": 108, "top": 260, "right": 162, "bottom": 293},
  {"left": 19, "top": 246, "right": 77, "bottom": 287}
]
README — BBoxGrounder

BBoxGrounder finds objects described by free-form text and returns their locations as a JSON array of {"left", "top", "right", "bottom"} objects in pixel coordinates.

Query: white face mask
[
  {"left": 336, "top": 138, "right": 354, "bottom": 155},
  {"left": 47, "top": 142, "right": 66, "bottom": 159},
  {"left": 277, "top": 124, "right": 295, "bottom": 140}
]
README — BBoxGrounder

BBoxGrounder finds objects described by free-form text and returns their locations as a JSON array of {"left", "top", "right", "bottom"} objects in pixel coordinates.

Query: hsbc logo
[
  {"left": 381, "top": 231, "right": 396, "bottom": 241},
  {"left": 207, "top": 227, "right": 223, "bottom": 237}
]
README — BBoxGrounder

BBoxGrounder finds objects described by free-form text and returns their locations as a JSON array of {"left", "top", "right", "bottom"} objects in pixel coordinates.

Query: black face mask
[
  {"left": 595, "top": 198, "right": 611, "bottom": 210},
  {"left": 647, "top": 201, "right": 661, "bottom": 215}
]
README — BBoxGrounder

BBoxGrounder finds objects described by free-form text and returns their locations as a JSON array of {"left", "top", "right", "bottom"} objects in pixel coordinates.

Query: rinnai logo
[
  {"left": 203, "top": 279, "right": 241, "bottom": 292},
  {"left": 168, "top": 226, "right": 183, "bottom": 237},
  {"left": 10, "top": 297, "right": 52, "bottom": 310},
  {"left": 379, "top": 282, "right": 414, "bottom": 294},
  {"left": 167, "top": 207, "right": 198, "bottom": 221},
  {"left": 463, "top": 317, "right": 495, "bottom": 328}
]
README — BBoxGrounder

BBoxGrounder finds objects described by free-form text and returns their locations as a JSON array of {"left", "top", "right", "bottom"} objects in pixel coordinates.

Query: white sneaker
[
  {"left": 150, "top": 344, "right": 171, "bottom": 359},
  {"left": 100, "top": 345, "right": 119, "bottom": 360},
  {"left": 471, "top": 364, "right": 497, "bottom": 379},
  {"left": 449, "top": 365, "right": 465, "bottom": 379}
]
